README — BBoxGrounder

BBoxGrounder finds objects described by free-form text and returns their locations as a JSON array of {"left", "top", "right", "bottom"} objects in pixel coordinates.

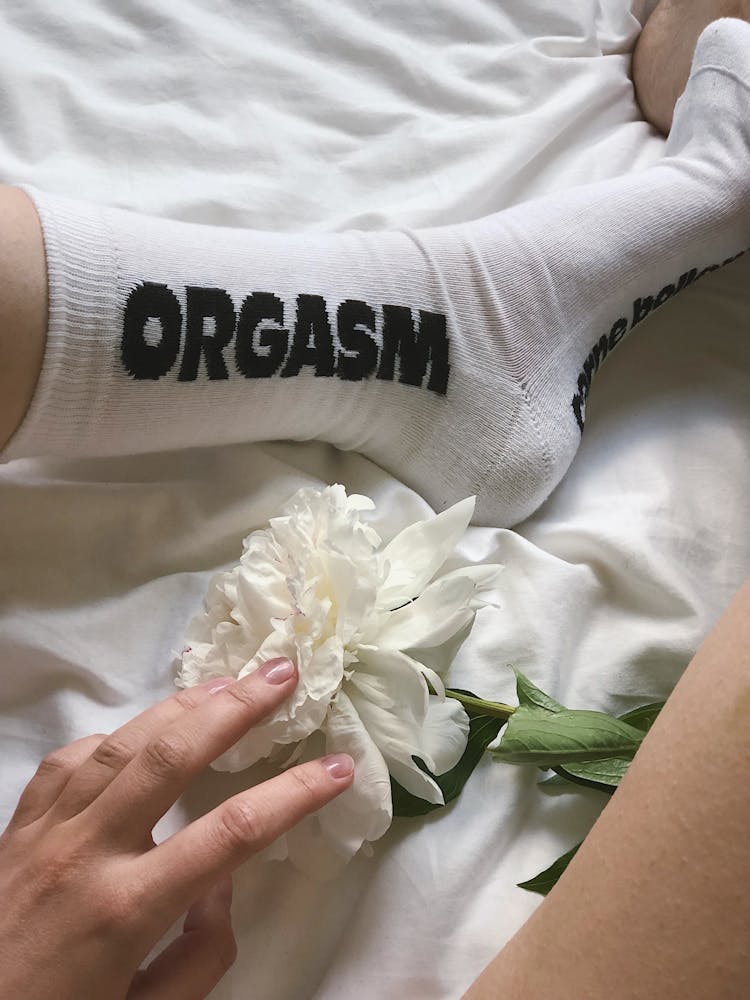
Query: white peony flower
[{"left": 176, "top": 486, "right": 502, "bottom": 873}]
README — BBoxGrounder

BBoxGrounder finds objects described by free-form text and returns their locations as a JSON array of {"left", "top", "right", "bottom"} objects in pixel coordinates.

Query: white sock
[{"left": 4, "top": 18, "right": 749, "bottom": 527}]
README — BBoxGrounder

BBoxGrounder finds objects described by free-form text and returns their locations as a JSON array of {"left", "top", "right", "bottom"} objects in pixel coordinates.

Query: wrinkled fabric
[{"left": 1, "top": 1, "right": 749, "bottom": 998}]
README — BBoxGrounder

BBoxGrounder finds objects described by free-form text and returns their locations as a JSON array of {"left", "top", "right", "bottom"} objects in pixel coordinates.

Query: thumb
[{"left": 127, "top": 875, "right": 237, "bottom": 1000}]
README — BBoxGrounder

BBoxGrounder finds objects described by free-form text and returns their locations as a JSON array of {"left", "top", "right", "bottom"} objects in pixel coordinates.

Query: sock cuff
[{"left": 3, "top": 186, "right": 119, "bottom": 460}]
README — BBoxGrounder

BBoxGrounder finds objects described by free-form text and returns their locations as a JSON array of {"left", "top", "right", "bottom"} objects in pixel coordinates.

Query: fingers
[
  {"left": 126, "top": 876, "right": 236, "bottom": 1000},
  {"left": 49, "top": 677, "right": 231, "bottom": 822},
  {"left": 137, "top": 753, "right": 354, "bottom": 919},
  {"left": 4, "top": 733, "right": 106, "bottom": 832},
  {"left": 85, "top": 658, "right": 300, "bottom": 841}
]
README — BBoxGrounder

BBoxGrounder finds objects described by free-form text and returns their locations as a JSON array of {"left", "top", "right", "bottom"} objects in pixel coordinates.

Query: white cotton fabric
[{"left": 0, "top": 2, "right": 748, "bottom": 999}]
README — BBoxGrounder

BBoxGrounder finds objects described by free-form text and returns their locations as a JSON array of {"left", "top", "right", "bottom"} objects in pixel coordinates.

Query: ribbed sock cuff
[{"left": 2, "top": 185, "right": 118, "bottom": 460}]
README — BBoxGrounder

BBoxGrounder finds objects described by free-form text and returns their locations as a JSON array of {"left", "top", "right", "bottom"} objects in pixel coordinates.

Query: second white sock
[{"left": 5, "top": 18, "right": 750, "bottom": 526}]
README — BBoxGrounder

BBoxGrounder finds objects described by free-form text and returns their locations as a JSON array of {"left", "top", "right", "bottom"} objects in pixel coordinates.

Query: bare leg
[
  {"left": 634, "top": 0, "right": 750, "bottom": 133},
  {"left": 462, "top": 579, "right": 750, "bottom": 999},
  {"left": 0, "top": 186, "right": 47, "bottom": 452}
]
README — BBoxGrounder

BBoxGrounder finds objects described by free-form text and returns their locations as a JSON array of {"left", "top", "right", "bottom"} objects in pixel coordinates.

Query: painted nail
[
  {"left": 322, "top": 753, "right": 355, "bottom": 779},
  {"left": 259, "top": 657, "right": 296, "bottom": 684}
]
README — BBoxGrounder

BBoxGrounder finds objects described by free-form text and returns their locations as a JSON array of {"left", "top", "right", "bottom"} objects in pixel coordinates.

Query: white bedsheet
[{"left": 1, "top": 2, "right": 749, "bottom": 998}]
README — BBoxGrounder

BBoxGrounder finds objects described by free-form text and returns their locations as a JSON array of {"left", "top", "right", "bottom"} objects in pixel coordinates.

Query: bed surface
[{"left": 1, "top": 2, "right": 749, "bottom": 997}]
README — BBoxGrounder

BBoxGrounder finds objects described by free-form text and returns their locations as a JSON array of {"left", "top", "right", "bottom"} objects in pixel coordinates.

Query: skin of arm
[{"left": 463, "top": 579, "right": 750, "bottom": 1000}]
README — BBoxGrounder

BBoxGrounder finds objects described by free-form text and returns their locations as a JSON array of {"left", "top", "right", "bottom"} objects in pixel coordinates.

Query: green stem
[{"left": 445, "top": 688, "right": 516, "bottom": 721}]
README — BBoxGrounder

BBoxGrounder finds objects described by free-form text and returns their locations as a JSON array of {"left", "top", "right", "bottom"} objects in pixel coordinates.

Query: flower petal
[
  {"left": 238, "top": 629, "right": 296, "bottom": 681},
  {"left": 376, "top": 576, "right": 475, "bottom": 651},
  {"left": 346, "top": 683, "right": 440, "bottom": 781},
  {"left": 379, "top": 699, "right": 470, "bottom": 802},
  {"left": 211, "top": 634, "right": 344, "bottom": 771},
  {"left": 289, "top": 691, "right": 393, "bottom": 871},
  {"left": 235, "top": 533, "right": 290, "bottom": 638},
  {"left": 325, "top": 549, "right": 381, "bottom": 648},
  {"left": 376, "top": 496, "right": 476, "bottom": 609},
  {"left": 376, "top": 563, "right": 503, "bottom": 651},
  {"left": 387, "top": 757, "right": 445, "bottom": 805},
  {"left": 405, "top": 621, "right": 473, "bottom": 680},
  {"left": 420, "top": 696, "right": 470, "bottom": 774},
  {"left": 352, "top": 647, "right": 429, "bottom": 724},
  {"left": 348, "top": 682, "right": 469, "bottom": 805},
  {"left": 180, "top": 484, "right": 495, "bottom": 867},
  {"left": 448, "top": 563, "right": 505, "bottom": 609},
  {"left": 345, "top": 492, "right": 377, "bottom": 513}
]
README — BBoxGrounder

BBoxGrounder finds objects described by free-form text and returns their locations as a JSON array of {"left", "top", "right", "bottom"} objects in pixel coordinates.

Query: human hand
[{"left": 0, "top": 657, "right": 354, "bottom": 1000}]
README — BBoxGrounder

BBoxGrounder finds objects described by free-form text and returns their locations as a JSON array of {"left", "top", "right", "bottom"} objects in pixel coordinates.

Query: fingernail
[
  {"left": 322, "top": 753, "right": 355, "bottom": 780},
  {"left": 203, "top": 677, "right": 235, "bottom": 695},
  {"left": 259, "top": 657, "right": 296, "bottom": 685}
]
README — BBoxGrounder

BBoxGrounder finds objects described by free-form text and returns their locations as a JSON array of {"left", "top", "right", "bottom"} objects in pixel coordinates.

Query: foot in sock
[
  {"left": 3, "top": 18, "right": 749, "bottom": 527},
  {"left": 635, "top": 0, "right": 750, "bottom": 134}
]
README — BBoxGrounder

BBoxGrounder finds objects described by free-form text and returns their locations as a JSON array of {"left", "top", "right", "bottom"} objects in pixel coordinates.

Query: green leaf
[
  {"left": 552, "top": 755, "right": 632, "bottom": 792},
  {"left": 538, "top": 767, "right": 618, "bottom": 793},
  {"left": 539, "top": 703, "right": 664, "bottom": 790},
  {"left": 391, "top": 708, "right": 506, "bottom": 818},
  {"left": 618, "top": 701, "right": 665, "bottom": 733},
  {"left": 445, "top": 687, "right": 515, "bottom": 720},
  {"left": 437, "top": 714, "right": 506, "bottom": 802},
  {"left": 517, "top": 842, "right": 582, "bottom": 896},
  {"left": 513, "top": 668, "right": 566, "bottom": 714},
  {"left": 491, "top": 706, "right": 645, "bottom": 766}
]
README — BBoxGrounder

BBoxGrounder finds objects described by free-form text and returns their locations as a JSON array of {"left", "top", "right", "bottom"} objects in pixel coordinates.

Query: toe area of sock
[
  {"left": 667, "top": 17, "right": 750, "bottom": 175},
  {"left": 690, "top": 17, "right": 750, "bottom": 83}
]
